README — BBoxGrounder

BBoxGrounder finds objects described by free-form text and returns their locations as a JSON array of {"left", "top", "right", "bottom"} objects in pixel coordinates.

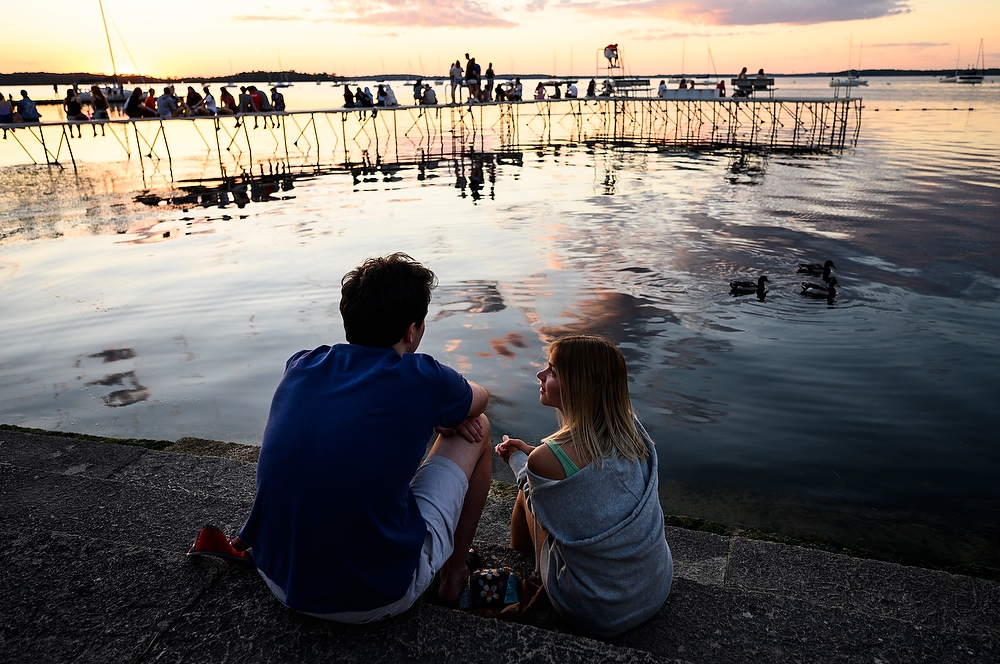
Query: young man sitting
[{"left": 239, "top": 253, "right": 491, "bottom": 621}]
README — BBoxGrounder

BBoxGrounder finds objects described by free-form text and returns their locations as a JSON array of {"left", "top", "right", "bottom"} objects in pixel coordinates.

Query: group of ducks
[{"left": 729, "top": 260, "right": 839, "bottom": 299}]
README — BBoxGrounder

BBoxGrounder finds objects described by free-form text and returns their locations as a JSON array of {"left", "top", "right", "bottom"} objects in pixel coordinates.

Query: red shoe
[{"left": 187, "top": 525, "right": 254, "bottom": 565}]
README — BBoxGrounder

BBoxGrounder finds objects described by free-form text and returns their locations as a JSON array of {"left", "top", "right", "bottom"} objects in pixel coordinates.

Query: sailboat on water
[
  {"left": 830, "top": 38, "right": 868, "bottom": 88},
  {"left": 77, "top": 0, "right": 129, "bottom": 103},
  {"left": 941, "top": 39, "right": 985, "bottom": 84}
]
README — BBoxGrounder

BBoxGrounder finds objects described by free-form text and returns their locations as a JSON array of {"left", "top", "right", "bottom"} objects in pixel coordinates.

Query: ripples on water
[{"left": 1, "top": 78, "right": 999, "bottom": 569}]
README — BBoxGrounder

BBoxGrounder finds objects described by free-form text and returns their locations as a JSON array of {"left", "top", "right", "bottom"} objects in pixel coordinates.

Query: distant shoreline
[{"left": 2, "top": 68, "right": 999, "bottom": 87}]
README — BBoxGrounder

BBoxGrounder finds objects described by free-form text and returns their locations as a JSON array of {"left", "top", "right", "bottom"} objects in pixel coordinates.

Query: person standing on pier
[
  {"left": 449, "top": 60, "right": 463, "bottom": 104},
  {"left": 465, "top": 55, "right": 479, "bottom": 102},
  {"left": 484, "top": 62, "right": 495, "bottom": 101},
  {"left": 239, "top": 253, "right": 493, "bottom": 620}
]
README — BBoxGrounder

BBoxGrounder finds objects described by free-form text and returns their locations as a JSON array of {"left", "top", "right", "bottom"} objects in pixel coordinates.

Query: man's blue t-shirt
[{"left": 239, "top": 343, "right": 473, "bottom": 614}]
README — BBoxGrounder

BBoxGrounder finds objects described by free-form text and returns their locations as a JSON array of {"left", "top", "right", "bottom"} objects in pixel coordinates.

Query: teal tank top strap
[{"left": 544, "top": 441, "right": 581, "bottom": 477}]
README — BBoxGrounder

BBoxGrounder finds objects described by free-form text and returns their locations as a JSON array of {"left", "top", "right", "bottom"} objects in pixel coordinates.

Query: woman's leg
[{"left": 510, "top": 490, "right": 548, "bottom": 560}]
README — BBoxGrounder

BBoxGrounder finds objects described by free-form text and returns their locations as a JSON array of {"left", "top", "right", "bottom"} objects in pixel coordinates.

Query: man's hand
[
  {"left": 434, "top": 415, "right": 484, "bottom": 443},
  {"left": 494, "top": 434, "right": 533, "bottom": 463}
]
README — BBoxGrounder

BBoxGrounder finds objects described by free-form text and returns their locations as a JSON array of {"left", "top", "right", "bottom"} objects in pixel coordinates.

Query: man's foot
[{"left": 437, "top": 559, "right": 469, "bottom": 606}]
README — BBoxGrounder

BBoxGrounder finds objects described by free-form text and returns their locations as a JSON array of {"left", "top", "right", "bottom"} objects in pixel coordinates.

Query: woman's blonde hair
[{"left": 543, "top": 334, "right": 649, "bottom": 463}]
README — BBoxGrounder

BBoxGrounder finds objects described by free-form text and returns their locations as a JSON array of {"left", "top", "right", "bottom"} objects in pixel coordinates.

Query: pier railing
[{"left": 0, "top": 97, "right": 862, "bottom": 183}]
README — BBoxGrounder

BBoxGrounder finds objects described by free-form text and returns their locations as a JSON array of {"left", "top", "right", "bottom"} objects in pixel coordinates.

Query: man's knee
[{"left": 431, "top": 414, "right": 491, "bottom": 479}]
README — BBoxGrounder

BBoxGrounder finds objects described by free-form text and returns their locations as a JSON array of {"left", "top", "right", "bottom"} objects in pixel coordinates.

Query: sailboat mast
[{"left": 98, "top": 0, "right": 118, "bottom": 81}]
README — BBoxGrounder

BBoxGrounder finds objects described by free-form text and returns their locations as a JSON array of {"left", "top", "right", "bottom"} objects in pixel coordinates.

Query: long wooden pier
[{"left": 0, "top": 97, "right": 862, "bottom": 182}]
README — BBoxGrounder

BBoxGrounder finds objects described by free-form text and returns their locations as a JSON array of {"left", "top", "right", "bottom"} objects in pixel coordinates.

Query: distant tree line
[{"left": 0, "top": 71, "right": 342, "bottom": 86}]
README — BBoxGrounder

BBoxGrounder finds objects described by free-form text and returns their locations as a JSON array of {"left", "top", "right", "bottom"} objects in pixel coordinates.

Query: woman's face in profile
[{"left": 536, "top": 361, "right": 562, "bottom": 410}]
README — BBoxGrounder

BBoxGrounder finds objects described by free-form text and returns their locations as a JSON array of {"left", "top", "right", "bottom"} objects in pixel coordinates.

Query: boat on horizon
[
  {"left": 830, "top": 38, "right": 867, "bottom": 88},
  {"left": 830, "top": 70, "right": 868, "bottom": 88},
  {"left": 941, "top": 39, "right": 985, "bottom": 84}
]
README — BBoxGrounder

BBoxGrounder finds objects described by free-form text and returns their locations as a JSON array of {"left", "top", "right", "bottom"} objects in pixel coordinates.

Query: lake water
[{"left": 2, "top": 77, "right": 998, "bottom": 570}]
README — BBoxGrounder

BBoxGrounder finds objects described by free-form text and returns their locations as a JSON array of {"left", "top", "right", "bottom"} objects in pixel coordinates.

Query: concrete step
[{"left": 1, "top": 428, "right": 997, "bottom": 662}]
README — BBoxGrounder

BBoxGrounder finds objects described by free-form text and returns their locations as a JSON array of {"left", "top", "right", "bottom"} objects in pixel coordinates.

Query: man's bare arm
[{"left": 435, "top": 380, "right": 490, "bottom": 443}]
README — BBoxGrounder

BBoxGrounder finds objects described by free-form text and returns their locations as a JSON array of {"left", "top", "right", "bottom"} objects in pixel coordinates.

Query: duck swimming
[
  {"left": 798, "top": 260, "right": 836, "bottom": 281},
  {"left": 801, "top": 277, "right": 839, "bottom": 298},
  {"left": 730, "top": 275, "right": 769, "bottom": 295}
]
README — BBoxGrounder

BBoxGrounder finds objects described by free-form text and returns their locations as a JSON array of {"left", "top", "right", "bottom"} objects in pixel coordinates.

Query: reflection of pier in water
[{"left": 1, "top": 97, "right": 862, "bottom": 183}]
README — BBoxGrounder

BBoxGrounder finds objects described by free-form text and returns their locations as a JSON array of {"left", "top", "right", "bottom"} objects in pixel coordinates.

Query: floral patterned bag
[{"left": 456, "top": 567, "right": 521, "bottom": 617}]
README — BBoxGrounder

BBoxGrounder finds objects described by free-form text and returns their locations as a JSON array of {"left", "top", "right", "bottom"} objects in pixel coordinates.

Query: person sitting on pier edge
[
  {"left": 376, "top": 85, "right": 387, "bottom": 107},
  {"left": 0, "top": 93, "right": 14, "bottom": 124},
  {"left": 90, "top": 86, "right": 110, "bottom": 120},
  {"left": 143, "top": 88, "right": 158, "bottom": 112},
  {"left": 238, "top": 252, "right": 492, "bottom": 620},
  {"left": 125, "top": 88, "right": 156, "bottom": 118},
  {"left": 494, "top": 334, "right": 673, "bottom": 637},
  {"left": 421, "top": 84, "right": 438, "bottom": 105},
  {"left": 534, "top": 82, "right": 546, "bottom": 100},
  {"left": 552, "top": 84, "right": 561, "bottom": 100},
  {"left": 343, "top": 84, "right": 356, "bottom": 108},
  {"left": 412, "top": 79, "right": 423, "bottom": 105},
  {"left": 89, "top": 86, "right": 110, "bottom": 136},
  {"left": 157, "top": 87, "right": 188, "bottom": 118},
  {"left": 600, "top": 80, "right": 613, "bottom": 97},
  {"left": 566, "top": 82, "right": 577, "bottom": 98},
  {"left": 257, "top": 87, "right": 274, "bottom": 113},
  {"left": 678, "top": 78, "right": 687, "bottom": 89},
  {"left": 63, "top": 89, "right": 87, "bottom": 136},
  {"left": 657, "top": 80, "right": 667, "bottom": 98},
  {"left": 237, "top": 87, "right": 253, "bottom": 114},
  {"left": 219, "top": 87, "right": 237, "bottom": 114},
  {"left": 201, "top": 87, "right": 219, "bottom": 115},
  {"left": 511, "top": 78, "right": 523, "bottom": 101},
  {"left": 384, "top": 84, "right": 398, "bottom": 106},
  {"left": 586, "top": 79, "right": 596, "bottom": 97},
  {"left": 355, "top": 86, "right": 372, "bottom": 107},
  {"left": 186, "top": 86, "right": 205, "bottom": 114},
  {"left": 16, "top": 91, "right": 41, "bottom": 122},
  {"left": 247, "top": 86, "right": 267, "bottom": 112},
  {"left": 270, "top": 87, "right": 285, "bottom": 112}
]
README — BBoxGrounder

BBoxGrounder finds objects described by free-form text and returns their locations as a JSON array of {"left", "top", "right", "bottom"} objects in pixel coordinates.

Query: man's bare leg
[{"left": 427, "top": 414, "right": 492, "bottom": 604}]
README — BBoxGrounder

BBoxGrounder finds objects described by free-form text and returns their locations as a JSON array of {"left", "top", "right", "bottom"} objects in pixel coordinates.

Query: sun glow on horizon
[{"left": 4, "top": 0, "right": 997, "bottom": 79}]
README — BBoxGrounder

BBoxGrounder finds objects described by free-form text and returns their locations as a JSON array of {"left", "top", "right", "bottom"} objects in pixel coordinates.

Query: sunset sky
[{"left": 5, "top": 0, "right": 996, "bottom": 78}]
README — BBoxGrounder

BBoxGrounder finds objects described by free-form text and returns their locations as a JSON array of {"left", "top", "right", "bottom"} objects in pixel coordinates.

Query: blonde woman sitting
[{"left": 495, "top": 334, "right": 672, "bottom": 637}]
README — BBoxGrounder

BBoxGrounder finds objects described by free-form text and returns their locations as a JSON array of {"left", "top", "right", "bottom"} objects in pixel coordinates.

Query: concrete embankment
[{"left": 1, "top": 427, "right": 996, "bottom": 662}]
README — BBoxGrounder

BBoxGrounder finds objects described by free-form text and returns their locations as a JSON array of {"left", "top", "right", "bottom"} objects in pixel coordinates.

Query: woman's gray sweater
[{"left": 508, "top": 441, "right": 673, "bottom": 637}]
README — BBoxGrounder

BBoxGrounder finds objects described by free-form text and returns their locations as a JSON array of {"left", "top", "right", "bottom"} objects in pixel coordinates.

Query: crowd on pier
[{"left": 0, "top": 60, "right": 775, "bottom": 127}]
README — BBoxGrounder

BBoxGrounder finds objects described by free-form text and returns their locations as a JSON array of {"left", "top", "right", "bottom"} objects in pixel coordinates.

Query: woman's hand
[{"left": 495, "top": 435, "right": 533, "bottom": 463}]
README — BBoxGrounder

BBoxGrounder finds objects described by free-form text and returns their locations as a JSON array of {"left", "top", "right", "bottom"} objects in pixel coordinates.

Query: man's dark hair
[{"left": 340, "top": 253, "right": 437, "bottom": 348}]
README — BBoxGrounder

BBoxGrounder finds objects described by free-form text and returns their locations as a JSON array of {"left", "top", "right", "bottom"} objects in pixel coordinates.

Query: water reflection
[
  {"left": 76, "top": 348, "right": 149, "bottom": 408},
  {"left": 434, "top": 280, "right": 506, "bottom": 320},
  {"left": 2, "top": 84, "right": 999, "bottom": 572}
]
